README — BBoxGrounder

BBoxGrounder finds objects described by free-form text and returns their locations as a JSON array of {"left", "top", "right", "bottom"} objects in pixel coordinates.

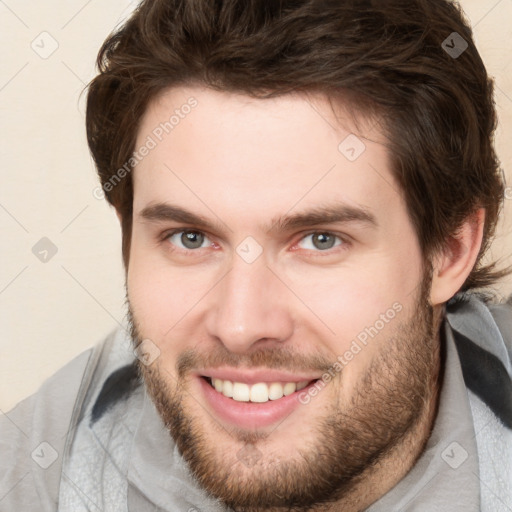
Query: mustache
[
  {"left": 175, "top": 346, "right": 335, "bottom": 379},
  {"left": 127, "top": 304, "right": 336, "bottom": 378}
]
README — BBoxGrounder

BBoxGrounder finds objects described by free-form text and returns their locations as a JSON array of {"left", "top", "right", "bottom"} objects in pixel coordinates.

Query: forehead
[{"left": 132, "top": 85, "right": 404, "bottom": 229}]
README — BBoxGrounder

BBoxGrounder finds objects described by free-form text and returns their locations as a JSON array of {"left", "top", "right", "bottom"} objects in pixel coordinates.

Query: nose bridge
[{"left": 206, "top": 255, "right": 293, "bottom": 352}]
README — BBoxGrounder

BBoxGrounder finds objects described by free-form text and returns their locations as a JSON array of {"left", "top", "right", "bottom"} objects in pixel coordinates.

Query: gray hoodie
[{"left": 1, "top": 292, "right": 511, "bottom": 511}]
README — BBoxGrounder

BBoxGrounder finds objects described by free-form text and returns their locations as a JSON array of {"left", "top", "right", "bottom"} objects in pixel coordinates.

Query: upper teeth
[{"left": 210, "top": 378, "right": 309, "bottom": 402}]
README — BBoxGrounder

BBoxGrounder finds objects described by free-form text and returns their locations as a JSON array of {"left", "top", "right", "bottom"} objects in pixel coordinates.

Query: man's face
[{"left": 126, "top": 86, "right": 440, "bottom": 510}]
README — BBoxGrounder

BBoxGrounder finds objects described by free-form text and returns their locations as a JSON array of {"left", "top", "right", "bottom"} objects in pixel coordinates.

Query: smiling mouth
[{"left": 203, "top": 376, "right": 316, "bottom": 403}]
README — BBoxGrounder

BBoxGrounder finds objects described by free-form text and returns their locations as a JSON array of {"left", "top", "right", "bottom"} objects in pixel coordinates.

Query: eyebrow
[{"left": 138, "top": 201, "right": 378, "bottom": 235}]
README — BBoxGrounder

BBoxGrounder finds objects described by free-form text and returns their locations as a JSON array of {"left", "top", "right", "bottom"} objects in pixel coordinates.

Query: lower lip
[{"left": 198, "top": 377, "right": 318, "bottom": 430}]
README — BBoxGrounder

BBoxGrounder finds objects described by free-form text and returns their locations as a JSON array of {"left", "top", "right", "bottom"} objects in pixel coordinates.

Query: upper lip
[{"left": 197, "top": 368, "right": 321, "bottom": 385}]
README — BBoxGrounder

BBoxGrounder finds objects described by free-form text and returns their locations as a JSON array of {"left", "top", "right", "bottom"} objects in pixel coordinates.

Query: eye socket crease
[{"left": 139, "top": 200, "right": 378, "bottom": 239}]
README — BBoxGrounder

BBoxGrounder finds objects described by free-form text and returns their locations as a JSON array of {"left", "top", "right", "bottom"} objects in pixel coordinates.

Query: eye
[
  {"left": 166, "top": 230, "right": 213, "bottom": 250},
  {"left": 297, "top": 232, "right": 344, "bottom": 251}
]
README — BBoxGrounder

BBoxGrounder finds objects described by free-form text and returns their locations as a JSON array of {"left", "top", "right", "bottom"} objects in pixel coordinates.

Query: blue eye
[
  {"left": 167, "top": 230, "right": 212, "bottom": 250},
  {"left": 297, "top": 232, "right": 343, "bottom": 251}
]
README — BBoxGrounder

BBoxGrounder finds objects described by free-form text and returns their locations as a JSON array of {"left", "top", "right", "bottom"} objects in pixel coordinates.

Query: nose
[{"left": 205, "top": 255, "right": 294, "bottom": 354}]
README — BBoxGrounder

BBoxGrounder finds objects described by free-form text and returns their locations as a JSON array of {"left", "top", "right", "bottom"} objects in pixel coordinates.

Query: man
[{"left": 1, "top": 0, "right": 511, "bottom": 510}]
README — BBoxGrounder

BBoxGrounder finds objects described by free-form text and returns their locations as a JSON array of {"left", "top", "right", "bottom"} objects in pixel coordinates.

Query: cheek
[
  {"left": 291, "top": 261, "right": 418, "bottom": 332},
  {"left": 127, "top": 241, "right": 229, "bottom": 367},
  {"left": 127, "top": 238, "right": 195, "bottom": 342},
  {"left": 282, "top": 247, "right": 422, "bottom": 369}
]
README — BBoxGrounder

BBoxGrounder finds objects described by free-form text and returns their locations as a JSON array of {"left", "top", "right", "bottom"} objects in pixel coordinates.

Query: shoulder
[
  {"left": 0, "top": 327, "right": 126, "bottom": 511},
  {"left": 488, "top": 295, "right": 512, "bottom": 361},
  {"left": 446, "top": 291, "right": 512, "bottom": 366},
  {"left": 446, "top": 292, "right": 512, "bottom": 429}
]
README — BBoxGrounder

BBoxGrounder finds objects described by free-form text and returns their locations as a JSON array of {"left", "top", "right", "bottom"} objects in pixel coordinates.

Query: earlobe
[{"left": 429, "top": 208, "right": 485, "bottom": 305}]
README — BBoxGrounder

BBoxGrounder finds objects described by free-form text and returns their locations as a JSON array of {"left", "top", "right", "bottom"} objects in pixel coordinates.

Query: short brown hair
[{"left": 86, "top": 0, "right": 508, "bottom": 292}]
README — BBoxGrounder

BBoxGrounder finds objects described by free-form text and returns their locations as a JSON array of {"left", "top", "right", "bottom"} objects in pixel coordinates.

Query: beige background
[{"left": 1, "top": 0, "right": 511, "bottom": 412}]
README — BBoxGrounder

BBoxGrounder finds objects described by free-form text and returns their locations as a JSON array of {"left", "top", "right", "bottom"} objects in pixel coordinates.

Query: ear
[{"left": 430, "top": 208, "right": 485, "bottom": 305}]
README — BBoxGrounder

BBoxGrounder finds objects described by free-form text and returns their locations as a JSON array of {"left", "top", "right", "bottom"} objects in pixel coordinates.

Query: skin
[{"left": 123, "top": 85, "right": 484, "bottom": 511}]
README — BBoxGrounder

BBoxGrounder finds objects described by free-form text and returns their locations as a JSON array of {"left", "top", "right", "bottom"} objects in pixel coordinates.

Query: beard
[{"left": 127, "top": 269, "right": 440, "bottom": 512}]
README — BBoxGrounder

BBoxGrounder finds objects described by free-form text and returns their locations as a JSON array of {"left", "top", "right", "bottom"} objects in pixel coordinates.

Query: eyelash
[{"left": 159, "top": 228, "right": 351, "bottom": 257}]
